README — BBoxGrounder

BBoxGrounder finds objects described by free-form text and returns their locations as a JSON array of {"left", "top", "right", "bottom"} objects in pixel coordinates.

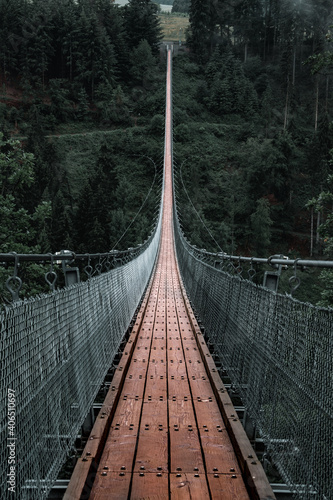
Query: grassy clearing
[{"left": 159, "top": 13, "right": 189, "bottom": 42}]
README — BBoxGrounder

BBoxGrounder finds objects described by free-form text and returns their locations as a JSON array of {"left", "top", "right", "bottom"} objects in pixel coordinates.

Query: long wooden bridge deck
[{"left": 64, "top": 47, "right": 275, "bottom": 500}]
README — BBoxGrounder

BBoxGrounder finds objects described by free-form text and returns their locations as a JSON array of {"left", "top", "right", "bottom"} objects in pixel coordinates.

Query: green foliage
[
  {"left": 149, "top": 114, "right": 164, "bottom": 135},
  {"left": 172, "top": 0, "right": 190, "bottom": 14},
  {"left": 1, "top": 0, "right": 333, "bottom": 305},
  {"left": 124, "top": 0, "right": 163, "bottom": 56},
  {"left": 0, "top": 133, "right": 52, "bottom": 260},
  {"left": 130, "top": 39, "right": 157, "bottom": 87},
  {"left": 205, "top": 48, "right": 259, "bottom": 117},
  {"left": 250, "top": 198, "right": 273, "bottom": 256},
  {"left": 317, "top": 270, "right": 333, "bottom": 308},
  {"left": 188, "top": 0, "right": 214, "bottom": 63}
]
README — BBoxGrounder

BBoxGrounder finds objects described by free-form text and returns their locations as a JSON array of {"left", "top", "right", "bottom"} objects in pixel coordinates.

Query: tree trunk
[
  {"left": 316, "top": 210, "right": 321, "bottom": 247},
  {"left": 310, "top": 206, "right": 313, "bottom": 257},
  {"left": 284, "top": 81, "right": 289, "bottom": 130},
  {"left": 314, "top": 75, "right": 319, "bottom": 132},
  {"left": 292, "top": 48, "right": 296, "bottom": 86}
]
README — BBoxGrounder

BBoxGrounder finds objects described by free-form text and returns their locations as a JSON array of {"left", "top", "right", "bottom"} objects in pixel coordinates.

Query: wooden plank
[
  {"left": 192, "top": 396, "right": 224, "bottom": 429},
  {"left": 140, "top": 400, "right": 168, "bottom": 429},
  {"left": 207, "top": 473, "right": 250, "bottom": 500},
  {"left": 190, "top": 376, "right": 217, "bottom": 399},
  {"left": 168, "top": 400, "right": 196, "bottom": 428},
  {"left": 170, "top": 473, "right": 210, "bottom": 500},
  {"left": 170, "top": 428, "right": 205, "bottom": 473},
  {"left": 168, "top": 375, "right": 191, "bottom": 398},
  {"left": 109, "top": 398, "right": 143, "bottom": 429},
  {"left": 131, "top": 472, "right": 169, "bottom": 499},
  {"left": 96, "top": 400, "right": 142, "bottom": 473},
  {"left": 200, "top": 434, "right": 242, "bottom": 474},
  {"left": 97, "top": 433, "right": 138, "bottom": 473},
  {"left": 134, "top": 429, "right": 169, "bottom": 472},
  {"left": 90, "top": 471, "right": 131, "bottom": 499},
  {"left": 145, "top": 373, "right": 168, "bottom": 399}
]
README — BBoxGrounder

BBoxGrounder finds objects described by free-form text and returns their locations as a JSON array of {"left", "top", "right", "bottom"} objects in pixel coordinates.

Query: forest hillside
[{"left": 1, "top": 0, "right": 333, "bottom": 304}]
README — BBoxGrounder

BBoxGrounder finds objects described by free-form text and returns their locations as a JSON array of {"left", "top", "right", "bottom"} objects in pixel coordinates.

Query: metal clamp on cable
[
  {"left": 5, "top": 253, "right": 22, "bottom": 302},
  {"left": 45, "top": 254, "right": 57, "bottom": 292},
  {"left": 289, "top": 259, "right": 301, "bottom": 296},
  {"left": 59, "top": 250, "right": 80, "bottom": 287},
  {"left": 263, "top": 254, "right": 288, "bottom": 292}
]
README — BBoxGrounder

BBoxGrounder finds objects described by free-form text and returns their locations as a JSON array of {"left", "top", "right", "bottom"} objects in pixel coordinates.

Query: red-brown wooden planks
[
  {"left": 207, "top": 473, "right": 251, "bottom": 499},
  {"left": 170, "top": 473, "right": 210, "bottom": 500},
  {"left": 131, "top": 472, "right": 169, "bottom": 499}
]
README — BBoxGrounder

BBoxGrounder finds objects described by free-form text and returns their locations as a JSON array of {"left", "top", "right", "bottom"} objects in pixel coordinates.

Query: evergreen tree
[
  {"left": 172, "top": 0, "right": 190, "bottom": 14},
  {"left": 74, "top": 141, "right": 119, "bottom": 251},
  {"left": 72, "top": 7, "right": 116, "bottom": 97},
  {"left": 0, "top": 0, "right": 26, "bottom": 77},
  {"left": 188, "top": 0, "right": 215, "bottom": 63},
  {"left": 251, "top": 197, "right": 272, "bottom": 256},
  {"left": 130, "top": 39, "right": 157, "bottom": 87},
  {"left": 124, "top": 0, "right": 162, "bottom": 56},
  {"left": 233, "top": 0, "right": 264, "bottom": 61}
]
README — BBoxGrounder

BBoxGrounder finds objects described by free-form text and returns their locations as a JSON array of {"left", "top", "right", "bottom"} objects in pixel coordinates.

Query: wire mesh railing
[
  {"left": 0, "top": 203, "right": 162, "bottom": 499},
  {"left": 173, "top": 204, "right": 333, "bottom": 500}
]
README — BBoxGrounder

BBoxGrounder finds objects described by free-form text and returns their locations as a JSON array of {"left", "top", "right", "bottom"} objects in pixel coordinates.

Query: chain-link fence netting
[
  {"left": 0, "top": 213, "right": 161, "bottom": 500},
  {"left": 174, "top": 215, "right": 333, "bottom": 500}
]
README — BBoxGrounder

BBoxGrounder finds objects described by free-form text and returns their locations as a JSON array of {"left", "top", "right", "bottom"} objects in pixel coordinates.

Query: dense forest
[{"left": 1, "top": 0, "right": 333, "bottom": 304}]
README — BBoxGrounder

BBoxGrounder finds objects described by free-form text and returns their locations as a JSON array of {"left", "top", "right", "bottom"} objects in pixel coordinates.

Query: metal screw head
[
  {"left": 101, "top": 472, "right": 107, "bottom": 476},
  {"left": 214, "top": 474, "right": 219, "bottom": 478},
  {"left": 140, "top": 466, "right": 145, "bottom": 470},
  {"left": 103, "top": 466, "right": 109, "bottom": 470},
  {"left": 86, "top": 452, "right": 91, "bottom": 456},
  {"left": 121, "top": 466, "right": 126, "bottom": 470}
]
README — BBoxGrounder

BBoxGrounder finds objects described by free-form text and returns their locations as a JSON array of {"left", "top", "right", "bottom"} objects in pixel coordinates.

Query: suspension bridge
[{"left": 0, "top": 46, "right": 332, "bottom": 500}]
